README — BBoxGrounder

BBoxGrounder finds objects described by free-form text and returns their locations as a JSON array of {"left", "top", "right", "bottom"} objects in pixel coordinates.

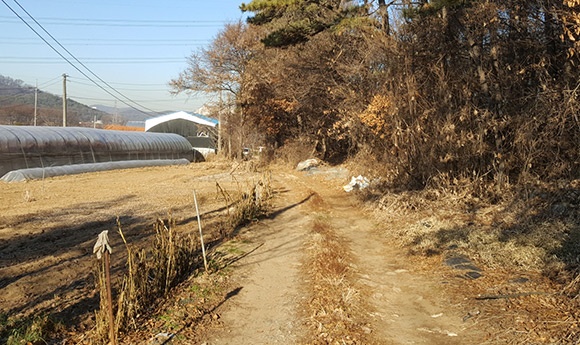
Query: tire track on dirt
[
  {"left": 318, "top": 189, "right": 482, "bottom": 345},
  {"left": 203, "top": 169, "right": 484, "bottom": 344},
  {"left": 207, "top": 182, "right": 313, "bottom": 344}
]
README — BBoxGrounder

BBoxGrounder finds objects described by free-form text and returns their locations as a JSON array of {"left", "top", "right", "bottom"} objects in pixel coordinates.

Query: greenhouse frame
[{"left": 0, "top": 125, "right": 197, "bottom": 179}]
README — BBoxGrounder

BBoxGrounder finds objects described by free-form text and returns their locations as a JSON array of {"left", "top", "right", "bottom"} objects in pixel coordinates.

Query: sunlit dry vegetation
[
  {"left": 171, "top": 0, "right": 579, "bottom": 275},
  {"left": 89, "top": 175, "right": 273, "bottom": 344},
  {"left": 167, "top": 0, "right": 580, "bottom": 341}
]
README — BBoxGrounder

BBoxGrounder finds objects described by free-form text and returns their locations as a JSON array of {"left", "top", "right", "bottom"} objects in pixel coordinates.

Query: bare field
[
  {"left": 1, "top": 160, "right": 577, "bottom": 344},
  {"left": 0, "top": 161, "right": 256, "bottom": 326}
]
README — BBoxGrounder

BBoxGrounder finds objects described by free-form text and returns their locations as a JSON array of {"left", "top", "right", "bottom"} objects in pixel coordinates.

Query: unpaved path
[
  {"left": 204, "top": 168, "right": 482, "bottom": 344},
  {"left": 209, "top": 190, "right": 312, "bottom": 344},
  {"left": 0, "top": 162, "right": 485, "bottom": 343},
  {"left": 319, "top": 184, "right": 475, "bottom": 344}
]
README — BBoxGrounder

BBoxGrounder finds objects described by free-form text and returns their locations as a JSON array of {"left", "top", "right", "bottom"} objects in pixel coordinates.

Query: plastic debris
[
  {"left": 148, "top": 332, "right": 174, "bottom": 345},
  {"left": 296, "top": 158, "right": 319, "bottom": 171},
  {"left": 343, "top": 175, "right": 370, "bottom": 192},
  {"left": 1, "top": 159, "right": 190, "bottom": 183},
  {"left": 93, "top": 230, "right": 112, "bottom": 260}
]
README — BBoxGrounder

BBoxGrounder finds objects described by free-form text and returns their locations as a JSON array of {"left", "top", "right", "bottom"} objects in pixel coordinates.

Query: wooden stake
[
  {"left": 104, "top": 251, "right": 116, "bottom": 345},
  {"left": 93, "top": 230, "right": 116, "bottom": 345},
  {"left": 193, "top": 190, "right": 208, "bottom": 272}
]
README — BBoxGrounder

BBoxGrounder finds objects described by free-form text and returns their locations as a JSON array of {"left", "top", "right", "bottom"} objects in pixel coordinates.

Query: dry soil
[{"left": 1, "top": 160, "right": 490, "bottom": 344}]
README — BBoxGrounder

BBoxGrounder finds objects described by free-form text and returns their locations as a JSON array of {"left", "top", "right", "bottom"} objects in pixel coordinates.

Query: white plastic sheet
[
  {"left": 1, "top": 159, "right": 190, "bottom": 182},
  {"left": 0, "top": 126, "right": 195, "bottom": 177},
  {"left": 343, "top": 175, "right": 370, "bottom": 192}
]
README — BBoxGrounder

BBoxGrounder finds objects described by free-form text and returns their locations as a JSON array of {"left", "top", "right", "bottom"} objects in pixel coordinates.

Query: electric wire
[
  {"left": 37, "top": 75, "right": 62, "bottom": 87},
  {"left": 1, "top": 0, "right": 160, "bottom": 117},
  {"left": 0, "top": 15, "right": 226, "bottom": 27},
  {"left": 69, "top": 78, "right": 170, "bottom": 92},
  {"left": 37, "top": 79, "right": 61, "bottom": 88},
  {"left": 1, "top": 41, "right": 206, "bottom": 47},
  {"left": 1, "top": 57, "right": 185, "bottom": 63},
  {"left": 74, "top": 78, "right": 171, "bottom": 86},
  {"left": 0, "top": 37, "right": 211, "bottom": 43},
  {"left": 10, "top": 0, "right": 162, "bottom": 116}
]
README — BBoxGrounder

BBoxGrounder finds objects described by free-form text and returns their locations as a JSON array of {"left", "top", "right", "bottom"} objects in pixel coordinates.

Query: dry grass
[
  {"left": 369, "top": 179, "right": 580, "bottom": 274},
  {"left": 302, "top": 216, "right": 371, "bottom": 344},
  {"left": 364, "top": 177, "right": 580, "bottom": 343},
  {"left": 273, "top": 138, "right": 318, "bottom": 168},
  {"left": 0, "top": 314, "right": 64, "bottom": 345},
  {"left": 90, "top": 175, "right": 273, "bottom": 344}
]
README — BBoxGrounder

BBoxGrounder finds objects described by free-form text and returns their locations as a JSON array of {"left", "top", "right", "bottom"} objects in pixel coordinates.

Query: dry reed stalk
[
  {"left": 218, "top": 173, "right": 273, "bottom": 238},
  {"left": 93, "top": 176, "right": 273, "bottom": 340},
  {"left": 111, "top": 217, "right": 203, "bottom": 335},
  {"left": 115, "top": 223, "right": 138, "bottom": 332},
  {"left": 93, "top": 259, "right": 109, "bottom": 344},
  {"left": 103, "top": 251, "right": 116, "bottom": 345}
]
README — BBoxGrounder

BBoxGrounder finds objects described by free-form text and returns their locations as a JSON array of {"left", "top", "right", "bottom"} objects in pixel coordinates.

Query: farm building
[
  {"left": 145, "top": 111, "right": 219, "bottom": 156},
  {"left": 0, "top": 125, "right": 197, "bottom": 181}
]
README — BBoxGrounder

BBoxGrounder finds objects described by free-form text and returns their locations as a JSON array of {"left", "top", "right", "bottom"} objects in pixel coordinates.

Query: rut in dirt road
[
  {"left": 317, "top": 189, "right": 482, "bottom": 345},
  {"left": 207, "top": 186, "right": 314, "bottom": 344},
  {"left": 206, "top": 170, "right": 482, "bottom": 344}
]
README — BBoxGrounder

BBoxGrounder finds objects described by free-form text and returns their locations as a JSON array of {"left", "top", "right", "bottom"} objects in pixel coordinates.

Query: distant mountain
[
  {"left": 0, "top": 74, "right": 109, "bottom": 126},
  {"left": 90, "top": 104, "right": 158, "bottom": 121}
]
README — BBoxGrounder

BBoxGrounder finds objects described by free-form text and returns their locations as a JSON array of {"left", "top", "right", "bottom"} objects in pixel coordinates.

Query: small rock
[
  {"left": 509, "top": 276, "right": 530, "bottom": 284},
  {"left": 461, "top": 271, "right": 482, "bottom": 280}
]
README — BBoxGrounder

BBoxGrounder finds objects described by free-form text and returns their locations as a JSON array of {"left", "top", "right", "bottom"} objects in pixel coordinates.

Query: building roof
[{"left": 145, "top": 111, "right": 218, "bottom": 132}]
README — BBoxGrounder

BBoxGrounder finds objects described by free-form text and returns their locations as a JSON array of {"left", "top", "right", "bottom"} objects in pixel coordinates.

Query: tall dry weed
[{"left": 93, "top": 175, "right": 273, "bottom": 340}]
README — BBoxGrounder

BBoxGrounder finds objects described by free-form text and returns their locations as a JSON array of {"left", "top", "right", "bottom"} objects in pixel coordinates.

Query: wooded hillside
[
  {"left": 172, "top": 0, "right": 579, "bottom": 193},
  {"left": 169, "top": 5, "right": 580, "bottom": 340},
  {"left": 0, "top": 75, "right": 107, "bottom": 126}
]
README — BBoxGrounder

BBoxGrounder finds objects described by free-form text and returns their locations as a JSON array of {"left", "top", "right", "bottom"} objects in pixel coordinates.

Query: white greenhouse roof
[{"left": 145, "top": 111, "right": 219, "bottom": 131}]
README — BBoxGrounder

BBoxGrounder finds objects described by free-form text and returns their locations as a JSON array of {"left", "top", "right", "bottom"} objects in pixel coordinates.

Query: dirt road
[
  {"left": 0, "top": 161, "right": 485, "bottom": 344},
  {"left": 202, "top": 168, "right": 483, "bottom": 344}
]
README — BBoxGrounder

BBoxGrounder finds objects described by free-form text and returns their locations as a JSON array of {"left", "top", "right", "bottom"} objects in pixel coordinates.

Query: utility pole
[
  {"left": 62, "top": 73, "right": 68, "bottom": 127},
  {"left": 34, "top": 80, "right": 38, "bottom": 126}
]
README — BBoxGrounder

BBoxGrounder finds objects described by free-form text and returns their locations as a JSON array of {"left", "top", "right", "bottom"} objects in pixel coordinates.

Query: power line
[
  {"left": 69, "top": 78, "right": 171, "bottom": 92},
  {"left": 0, "top": 40, "right": 207, "bottom": 47},
  {"left": 1, "top": 57, "right": 185, "bottom": 63},
  {"left": 72, "top": 78, "right": 171, "bottom": 87},
  {"left": 37, "top": 75, "right": 62, "bottom": 88},
  {"left": 10, "top": 0, "right": 162, "bottom": 116},
  {"left": 0, "top": 37, "right": 211, "bottom": 43},
  {"left": 1, "top": 0, "right": 160, "bottom": 117},
  {"left": 0, "top": 16, "right": 226, "bottom": 27},
  {"left": 70, "top": 95, "right": 206, "bottom": 102},
  {"left": 0, "top": 15, "right": 226, "bottom": 24}
]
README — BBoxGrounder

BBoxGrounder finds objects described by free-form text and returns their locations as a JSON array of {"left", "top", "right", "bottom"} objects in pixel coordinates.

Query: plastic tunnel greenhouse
[{"left": 0, "top": 126, "right": 198, "bottom": 181}]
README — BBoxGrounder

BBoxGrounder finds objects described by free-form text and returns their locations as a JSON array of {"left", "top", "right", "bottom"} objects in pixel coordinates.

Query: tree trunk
[{"left": 378, "top": 0, "right": 390, "bottom": 35}]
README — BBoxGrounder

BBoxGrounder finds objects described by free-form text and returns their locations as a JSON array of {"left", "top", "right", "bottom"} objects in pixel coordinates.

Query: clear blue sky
[{"left": 0, "top": 0, "right": 247, "bottom": 113}]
